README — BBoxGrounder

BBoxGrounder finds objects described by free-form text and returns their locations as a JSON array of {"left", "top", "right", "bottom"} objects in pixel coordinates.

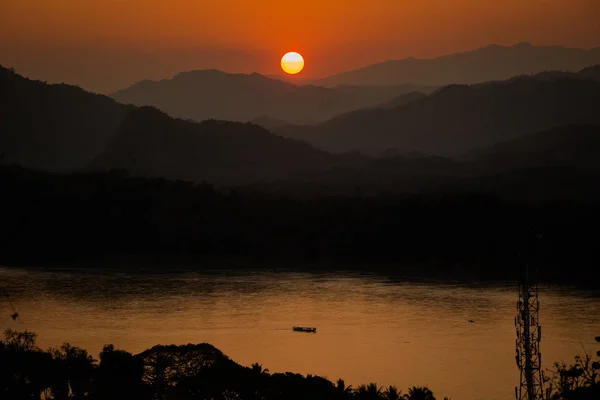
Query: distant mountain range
[
  {"left": 313, "top": 43, "right": 600, "bottom": 87},
  {"left": 110, "top": 70, "right": 432, "bottom": 125},
  {"left": 3, "top": 64, "right": 600, "bottom": 198},
  {"left": 107, "top": 43, "right": 600, "bottom": 129},
  {"left": 276, "top": 66, "right": 600, "bottom": 155}
]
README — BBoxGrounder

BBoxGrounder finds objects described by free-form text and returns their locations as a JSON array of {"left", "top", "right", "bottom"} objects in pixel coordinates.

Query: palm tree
[
  {"left": 355, "top": 382, "right": 383, "bottom": 400},
  {"left": 335, "top": 378, "right": 353, "bottom": 399},
  {"left": 250, "top": 362, "right": 269, "bottom": 376},
  {"left": 383, "top": 385, "right": 402, "bottom": 400},
  {"left": 403, "top": 386, "right": 436, "bottom": 400}
]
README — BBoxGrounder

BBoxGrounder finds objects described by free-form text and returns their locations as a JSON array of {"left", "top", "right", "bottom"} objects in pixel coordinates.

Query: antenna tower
[{"left": 515, "top": 263, "right": 545, "bottom": 400}]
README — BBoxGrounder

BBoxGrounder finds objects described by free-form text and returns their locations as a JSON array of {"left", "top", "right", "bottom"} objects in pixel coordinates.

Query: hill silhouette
[
  {"left": 4, "top": 65, "right": 600, "bottom": 194},
  {"left": 248, "top": 115, "right": 291, "bottom": 130},
  {"left": 573, "top": 64, "right": 600, "bottom": 81},
  {"left": 249, "top": 125, "right": 600, "bottom": 201},
  {"left": 110, "top": 69, "right": 430, "bottom": 125},
  {"left": 91, "top": 107, "right": 338, "bottom": 184},
  {"left": 462, "top": 124, "right": 600, "bottom": 173},
  {"left": 277, "top": 67, "right": 600, "bottom": 155},
  {"left": 314, "top": 43, "right": 600, "bottom": 87},
  {"left": 0, "top": 66, "right": 345, "bottom": 184},
  {"left": 375, "top": 91, "right": 428, "bottom": 109},
  {"left": 0, "top": 66, "right": 133, "bottom": 171}
]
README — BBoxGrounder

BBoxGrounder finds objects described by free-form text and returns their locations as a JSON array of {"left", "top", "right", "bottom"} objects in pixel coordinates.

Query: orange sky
[{"left": 1, "top": 0, "right": 599, "bottom": 93}]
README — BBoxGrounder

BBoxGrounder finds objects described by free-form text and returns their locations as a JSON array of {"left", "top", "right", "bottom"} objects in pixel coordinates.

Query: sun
[{"left": 281, "top": 52, "right": 305, "bottom": 75}]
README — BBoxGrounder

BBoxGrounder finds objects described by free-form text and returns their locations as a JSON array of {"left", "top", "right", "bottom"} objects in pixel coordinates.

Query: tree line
[
  {"left": 2, "top": 330, "right": 598, "bottom": 400},
  {"left": 1, "top": 329, "right": 442, "bottom": 400},
  {"left": 0, "top": 329, "right": 600, "bottom": 400},
  {"left": 1, "top": 165, "right": 600, "bottom": 281}
]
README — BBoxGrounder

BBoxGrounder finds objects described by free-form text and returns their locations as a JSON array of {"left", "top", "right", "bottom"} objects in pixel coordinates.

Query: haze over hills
[
  {"left": 314, "top": 43, "right": 600, "bottom": 87},
  {"left": 375, "top": 91, "right": 428, "bottom": 109},
  {"left": 0, "top": 66, "right": 339, "bottom": 184},
  {"left": 90, "top": 107, "right": 338, "bottom": 185},
  {"left": 461, "top": 124, "right": 600, "bottom": 173},
  {"left": 250, "top": 124, "right": 600, "bottom": 199},
  {"left": 110, "top": 69, "right": 431, "bottom": 125},
  {"left": 277, "top": 66, "right": 600, "bottom": 156},
  {"left": 3, "top": 64, "right": 600, "bottom": 196},
  {"left": 0, "top": 66, "right": 133, "bottom": 171},
  {"left": 248, "top": 115, "right": 291, "bottom": 130},
  {"left": 249, "top": 89, "right": 430, "bottom": 129}
]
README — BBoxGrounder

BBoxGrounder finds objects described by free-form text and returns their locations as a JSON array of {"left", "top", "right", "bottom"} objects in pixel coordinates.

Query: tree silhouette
[
  {"left": 0, "top": 329, "right": 53, "bottom": 400},
  {"left": 49, "top": 343, "right": 95, "bottom": 400},
  {"left": 355, "top": 382, "right": 382, "bottom": 400},
  {"left": 403, "top": 386, "right": 436, "bottom": 400},
  {"left": 383, "top": 385, "right": 402, "bottom": 400},
  {"left": 3, "top": 329, "right": 38, "bottom": 351},
  {"left": 546, "top": 338, "right": 600, "bottom": 400},
  {"left": 334, "top": 378, "right": 353, "bottom": 399},
  {"left": 251, "top": 363, "right": 270, "bottom": 377},
  {"left": 95, "top": 344, "right": 146, "bottom": 400}
]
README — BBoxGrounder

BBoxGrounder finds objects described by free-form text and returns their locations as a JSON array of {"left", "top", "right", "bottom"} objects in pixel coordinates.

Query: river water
[{"left": 1, "top": 266, "right": 598, "bottom": 400}]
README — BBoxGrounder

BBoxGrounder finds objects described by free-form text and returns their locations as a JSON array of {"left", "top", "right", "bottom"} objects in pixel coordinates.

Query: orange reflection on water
[{"left": 1, "top": 267, "right": 599, "bottom": 400}]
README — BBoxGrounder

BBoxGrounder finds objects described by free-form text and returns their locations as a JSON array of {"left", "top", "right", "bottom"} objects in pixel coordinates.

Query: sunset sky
[{"left": 1, "top": 0, "right": 599, "bottom": 93}]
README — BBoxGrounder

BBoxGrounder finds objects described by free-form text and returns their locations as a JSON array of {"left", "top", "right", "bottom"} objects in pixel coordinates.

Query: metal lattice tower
[{"left": 515, "top": 264, "right": 545, "bottom": 400}]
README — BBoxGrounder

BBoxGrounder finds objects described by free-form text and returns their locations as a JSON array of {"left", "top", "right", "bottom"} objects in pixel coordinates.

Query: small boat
[{"left": 293, "top": 326, "right": 316, "bottom": 333}]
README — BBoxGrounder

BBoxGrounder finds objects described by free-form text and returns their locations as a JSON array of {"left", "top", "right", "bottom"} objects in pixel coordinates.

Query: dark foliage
[
  {"left": 2, "top": 330, "right": 596, "bottom": 400},
  {"left": 1, "top": 165, "right": 599, "bottom": 281},
  {"left": 1, "top": 330, "right": 447, "bottom": 400},
  {"left": 546, "top": 338, "right": 600, "bottom": 400}
]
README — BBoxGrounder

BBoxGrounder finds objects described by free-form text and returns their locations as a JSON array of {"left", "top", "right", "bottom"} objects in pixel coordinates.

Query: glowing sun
[{"left": 281, "top": 52, "right": 305, "bottom": 75}]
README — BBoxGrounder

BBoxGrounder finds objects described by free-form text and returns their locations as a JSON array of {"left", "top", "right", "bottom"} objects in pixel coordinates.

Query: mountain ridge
[
  {"left": 109, "top": 69, "right": 433, "bottom": 125},
  {"left": 313, "top": 43, "right": 600, "bottom": 87},
  {"left": 276, "top": 66, "right": 600, "bottom": 156},
  {"left": 4, "top": 65, "right": 600, "bottom": 194},
  {"left": 0, "top": 65, "right": 134, "bottom": 171},
  {"left": 0, "top": 65, "right": 343, "bottom": 185}
]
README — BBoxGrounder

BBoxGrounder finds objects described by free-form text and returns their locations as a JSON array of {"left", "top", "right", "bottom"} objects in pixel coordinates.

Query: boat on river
[{"left": 293, "top": 326, "right": 316, "bottom": 333}]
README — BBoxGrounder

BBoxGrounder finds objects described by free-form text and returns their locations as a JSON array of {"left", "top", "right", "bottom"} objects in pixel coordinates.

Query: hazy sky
[{"left": 1, "top": 0, "right": 599, "bottom": 93}]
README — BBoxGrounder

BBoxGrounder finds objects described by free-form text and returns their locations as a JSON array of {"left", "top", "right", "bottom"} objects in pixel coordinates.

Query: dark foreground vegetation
[
  {"left": 1, "top": 329, "right": 444, "bottom": 400},
  {"left": 1, "top": 165, "right": 599, "bottom": 282},
  {"left": 1, "top": 330, "right": 598, "bottom": 400}
]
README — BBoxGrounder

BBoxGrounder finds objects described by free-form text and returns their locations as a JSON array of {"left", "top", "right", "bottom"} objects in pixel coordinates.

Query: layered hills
[
  {"left": 277, "top": 67, "right": 600, "bottom": 155},
  {"left": 110, "top": 70, "right": 431, "bottom": 125},
  {"left": 314, "top": 43, "right": 600, "bottom": 87}
]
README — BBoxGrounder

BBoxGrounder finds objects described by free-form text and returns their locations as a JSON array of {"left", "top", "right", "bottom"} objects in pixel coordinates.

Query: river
[{"left": 1, "top": 266, "right": 598, "bottom": 400}]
